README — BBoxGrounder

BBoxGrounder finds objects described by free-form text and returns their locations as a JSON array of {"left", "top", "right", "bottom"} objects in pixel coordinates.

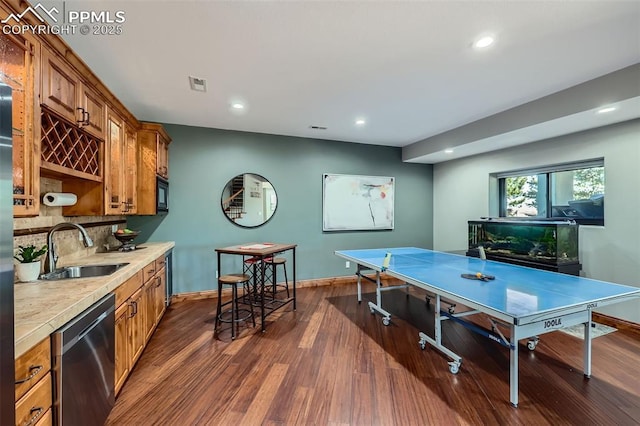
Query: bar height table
[{"left": 215, "top": 242, "right": 297, "bottom": 332}]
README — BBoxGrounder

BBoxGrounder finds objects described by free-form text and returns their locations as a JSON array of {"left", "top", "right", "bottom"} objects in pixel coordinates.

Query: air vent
[
  {"left": 309, "top": 125, "right": 327, "bottom": 130},
  {"left": 188, "top": 76, "right": 207, "bottom": 92}
]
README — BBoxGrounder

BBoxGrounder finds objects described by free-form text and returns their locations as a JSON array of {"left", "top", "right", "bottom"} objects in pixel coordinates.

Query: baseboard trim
[
  {"left": 592, "top": 312, "right": 640, "bottom": 338},
  {"left": 170, "top": 274, "right": 360, "bottom": 304}
]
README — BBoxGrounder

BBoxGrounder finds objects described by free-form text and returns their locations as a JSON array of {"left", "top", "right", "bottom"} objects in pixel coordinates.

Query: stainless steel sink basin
[{"left": 40, "top": 263, "right": 129, "bottom": 280}]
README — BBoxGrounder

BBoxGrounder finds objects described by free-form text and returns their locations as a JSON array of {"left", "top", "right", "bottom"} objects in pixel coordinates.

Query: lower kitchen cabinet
[
  {"left": 144, "top": 255, "right": 167, "bottom": 343},
  {"left": 113, "top": 270, "right": 144, "bottom": 396},
  {"left": 113, "top": 254, "right": 169, "bottom": 396},
  {"left": 15, "top": 337, "right": 52, "bottom": 426}
]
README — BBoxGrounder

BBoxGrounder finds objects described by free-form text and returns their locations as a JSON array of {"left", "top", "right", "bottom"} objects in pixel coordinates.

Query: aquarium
[{"left": 467, "top": 219, "right": 580, "bottom": 275}]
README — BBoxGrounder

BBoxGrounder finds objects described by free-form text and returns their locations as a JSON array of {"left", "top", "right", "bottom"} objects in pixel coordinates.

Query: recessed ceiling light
[
  {"left": 597, "top": 106, "right": 616, "bottom": 114},
  {"left": 444, "top": 149, "right": 454, "bottom": 154},
  {"left": 473, "top": 35, "right": 495, "bottom": 49},
  {"left": 355, "top": 119, "right": 366, "bottom": 126},
  {"left": 232, "top": 103, "right": 244, "bottom": 110}
]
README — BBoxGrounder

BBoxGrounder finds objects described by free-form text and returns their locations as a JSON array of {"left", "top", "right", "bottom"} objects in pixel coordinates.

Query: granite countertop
[{"left": 14, "top": 241, "right": 175, "bottom": 359}]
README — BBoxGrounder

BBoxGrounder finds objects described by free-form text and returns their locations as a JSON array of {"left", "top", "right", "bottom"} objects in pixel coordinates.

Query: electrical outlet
[
  {"left": 112, "top": 224, "right": 118, "bottom": 232},
  {"left": 345, "top": 261, "right": 350, "bottom": 268}
]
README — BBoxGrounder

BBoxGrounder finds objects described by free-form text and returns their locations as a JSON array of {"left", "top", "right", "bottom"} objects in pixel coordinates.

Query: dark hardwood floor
[{"left": 107, "top": 282, "right": 640, "bottom": 425}]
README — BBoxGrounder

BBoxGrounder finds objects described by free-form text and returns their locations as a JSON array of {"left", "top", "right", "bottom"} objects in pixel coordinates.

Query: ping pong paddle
[{"left": 461, "top": 273, "right": 495, "bottom": 282}]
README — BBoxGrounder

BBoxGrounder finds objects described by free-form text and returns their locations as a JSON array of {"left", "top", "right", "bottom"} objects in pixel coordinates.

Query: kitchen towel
[{"left": 43, "top": 192, "right": 77, "bottom": 207}]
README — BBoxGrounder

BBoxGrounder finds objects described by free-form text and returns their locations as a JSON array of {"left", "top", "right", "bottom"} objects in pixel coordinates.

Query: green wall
[{"left": 129, "top": 125, "right": 434, "bottom": 294}]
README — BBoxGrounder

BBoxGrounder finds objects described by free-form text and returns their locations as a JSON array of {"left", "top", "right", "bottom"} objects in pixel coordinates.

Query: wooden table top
[{"left": 215, "top": 242, "right": 297, "bottom": 256}]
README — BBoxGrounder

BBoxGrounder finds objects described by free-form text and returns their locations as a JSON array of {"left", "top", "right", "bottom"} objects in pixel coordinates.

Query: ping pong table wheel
[
  {"left": 419, "top": 338, "right": 427, "bottom": 350},
  {"left": 448, "top": 305, "right": 456, "bottom": 314},
  {"left": 382, "top": 317, "right": 391, "bottom": 326},
  {"left": 448, "top": 361, "right": 460, "bottom": 375},
  {"left": 527, "top": 338, "right": 539, "bottom": 351}
]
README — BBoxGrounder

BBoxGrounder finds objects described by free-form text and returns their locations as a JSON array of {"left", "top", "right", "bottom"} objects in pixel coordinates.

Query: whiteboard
[{"left": 322, "top": 173, "right": 395, "bottom": 231}]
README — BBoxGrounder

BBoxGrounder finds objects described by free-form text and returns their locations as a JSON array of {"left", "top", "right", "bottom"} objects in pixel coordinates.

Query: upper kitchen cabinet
[
  {"left": 139, "top": 122, "right": 170, "bottom": 180},
  {"left": 136, "top": 123, "right": 171, "bottom": 215},
  {"left": 40, "top": 49, "right": 106, "bottom": 140},
  {"left": 104, "top": 108, "right": 137, "bottom": 215},
  {"left": 157, "top": 131, "right": 169, "bottom": 179},
  {"left": 0, "top": 28, "right": 41, "bottom": 216}
]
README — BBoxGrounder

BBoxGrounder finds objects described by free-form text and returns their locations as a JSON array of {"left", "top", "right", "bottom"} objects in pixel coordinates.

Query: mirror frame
[{"left": 220, "top": 173, "right": 278, "bottom": 228}]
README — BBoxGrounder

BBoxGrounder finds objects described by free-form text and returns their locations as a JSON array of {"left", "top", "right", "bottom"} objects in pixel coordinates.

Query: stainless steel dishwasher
[{"left": 52, "top": 293, "right": 115, "bottom": 426}]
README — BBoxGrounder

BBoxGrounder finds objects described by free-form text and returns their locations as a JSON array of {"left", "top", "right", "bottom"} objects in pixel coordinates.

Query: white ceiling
[{"left": 39, "top": 0, "right": 640, "bottom": 163}]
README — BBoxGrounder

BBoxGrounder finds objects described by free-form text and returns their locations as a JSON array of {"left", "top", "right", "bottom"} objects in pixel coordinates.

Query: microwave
[{"left": 157, "top": 177, "right": 169, "bottom": 212}]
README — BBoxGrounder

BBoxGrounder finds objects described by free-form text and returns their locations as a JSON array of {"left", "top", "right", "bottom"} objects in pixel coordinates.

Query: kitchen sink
[{"left": 40, "top": 263, "right": 130, "bottom": 281}]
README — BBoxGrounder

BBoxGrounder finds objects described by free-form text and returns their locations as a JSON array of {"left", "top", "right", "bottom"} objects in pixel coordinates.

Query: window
[{"left": 498, "top": 160, "right": 604, "bottom": 225}]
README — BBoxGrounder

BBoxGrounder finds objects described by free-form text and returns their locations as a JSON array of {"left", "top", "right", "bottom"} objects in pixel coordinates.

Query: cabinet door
[
  {"left": 105, "top": 109, "right": 124, "bottom": 214},
  {"left": 114, "top": 302, "right": 129, "bottom": 396},
  {"left": 155, "top": 268, "right": 166, "bottom": 324},
  {"left": 123, "top": 125, "right": 137, "bottom": 214},
  {"left": 128, "top": 287, "right": 145, "bottom": 365},
  {"left": 78, "top": 84, "right": 105, "bottom": 139},
  {"left": 40, "top": 49, "right": 80, "bottom": 123},
  {"left": 157, "top": 137, "right": 169, "bottom": 179},
  {"left": 143, "top": 278, "right": 156, "bottom": 343},
  {"left": 0, "top": 31, "right": 40, "bottom": 216}
]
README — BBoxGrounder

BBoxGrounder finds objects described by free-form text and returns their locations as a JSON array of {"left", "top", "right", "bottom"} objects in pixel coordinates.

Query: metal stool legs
[
  {"left": 215, "top": 274, "right": 255, "bottom": 339},
  {"left": 266, "top": 258, "right": 289, "bottom": 298}
]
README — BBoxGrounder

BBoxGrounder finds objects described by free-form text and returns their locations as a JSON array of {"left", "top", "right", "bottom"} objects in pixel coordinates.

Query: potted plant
[{"left": 14, "top": 244, "right": 47, "bottom": 282}]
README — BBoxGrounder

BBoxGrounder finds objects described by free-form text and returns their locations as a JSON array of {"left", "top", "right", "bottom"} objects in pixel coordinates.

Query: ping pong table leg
[
  {"left": 356, "top": 264, "right": 362, "bottom": 303},
  {"left": 510, "top": 324, "right": 520, "bottom": 407},
  {"left": 584, "top": 315, "right": 592, "bottom": 378},
  {"left": 418, "top": 294, "right": 462, "bottom": 374}
]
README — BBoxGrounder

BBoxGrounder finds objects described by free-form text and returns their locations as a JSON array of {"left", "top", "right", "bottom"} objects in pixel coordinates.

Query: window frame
[{"left": 496, "top": 159, "right": 604, "bottom": 226}]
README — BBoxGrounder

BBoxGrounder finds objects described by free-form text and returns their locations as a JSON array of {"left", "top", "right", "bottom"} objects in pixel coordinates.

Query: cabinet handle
[
  {"left": 155, "top": 275, "right": 162, "bottom": 288},
  {"left": 148, "top": 269, "right": 155, "bottom": 274},
  {"left": 76, "top": 107, "right": 85, "bottom": 124},
  {"left": 22, "top": 406, "right": 44, "bottom": 426},
  {"left": 129, "top": 301, "right": 137, "bottom": 318},
  {"left": 15, "top": 365, "right": 43, "bottom": 384},
  {"left": 83, "top": 110, "right": 90, "bottom": 125}
]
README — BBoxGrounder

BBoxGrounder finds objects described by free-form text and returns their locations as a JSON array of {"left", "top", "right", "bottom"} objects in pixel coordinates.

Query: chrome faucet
[{"left": 46, "top": 222, "right": 94, "bottom": 273}]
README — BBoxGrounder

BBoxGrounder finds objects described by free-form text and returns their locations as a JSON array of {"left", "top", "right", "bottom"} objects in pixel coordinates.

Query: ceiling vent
[
  {"left": 309, "top": 125, "right": 327, "bottom": 130},
  {"left": 188, "top": 76, "right": 207, "bottom": 92}
]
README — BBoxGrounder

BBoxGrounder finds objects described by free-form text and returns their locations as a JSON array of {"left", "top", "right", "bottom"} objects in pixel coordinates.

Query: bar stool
[
  {"left": 264, "top": 257, "right": 289, "bottom": 298},
  {"left": 214, "top": 273, "right": 255, "bottom": 339}
]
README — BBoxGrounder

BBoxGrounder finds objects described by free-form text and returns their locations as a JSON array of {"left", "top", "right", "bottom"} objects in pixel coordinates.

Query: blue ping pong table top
[{"left": 336, "top": 247, "right": 640, "bottom": 320}]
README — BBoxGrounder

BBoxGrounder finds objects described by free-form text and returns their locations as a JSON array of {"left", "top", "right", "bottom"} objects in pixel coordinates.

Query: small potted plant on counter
[{"left": 14, "top": 244, "right": 47, "bottom": 282}]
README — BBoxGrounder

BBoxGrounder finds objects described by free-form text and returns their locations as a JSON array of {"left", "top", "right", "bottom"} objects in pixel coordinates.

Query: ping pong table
[{"left": 335, "top": 247, "right": 640, "bottom": 407}]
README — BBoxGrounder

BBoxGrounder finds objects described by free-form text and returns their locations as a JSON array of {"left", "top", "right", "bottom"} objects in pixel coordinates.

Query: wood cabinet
[
  {"left": 41, "top": 48, "right": 105, "bottom": 139},
  {"left": 14, "top": 338, "right": 52, "bottom": 426},
  {"left": 143, "top": 256, "right": 167, "bottom": 343},
  {"left": 112, "top": 254, "right": 168, "bottom": 395},
  {"left": 105, "top": 109, "right": 137, "bottom": 215},
  {"left": 113, "top": 271, "right": 144, "bottom": 395},
  {"left": 0, "top": 28, "right": 40, "bottom": 216},
  {"left": 136, "top": 122, "right": 171, "bottom": 215},
  {"left": 157, "top": 134, "right": 170, "bottom": 179},
  {"left": 114, "top": 301, "right": 129, "bottom": 395}
]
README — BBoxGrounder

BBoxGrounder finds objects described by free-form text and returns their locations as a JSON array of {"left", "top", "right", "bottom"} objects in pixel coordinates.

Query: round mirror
[{"left": 221, "top": 173, "right": 278, "bottom": 227}]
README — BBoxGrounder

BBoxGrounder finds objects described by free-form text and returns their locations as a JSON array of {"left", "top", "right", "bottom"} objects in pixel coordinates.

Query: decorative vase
[{"left": 15, "top": 261, "right": 41, "bottom": 282}]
